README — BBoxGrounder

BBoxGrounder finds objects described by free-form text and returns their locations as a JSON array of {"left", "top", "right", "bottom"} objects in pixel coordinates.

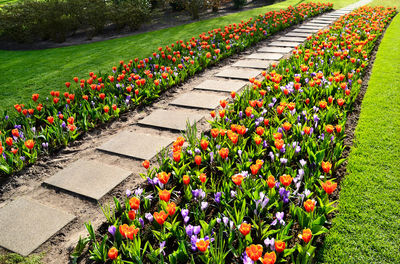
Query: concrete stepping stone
[
  {"left": 247, "top": 52, "right": 284, "bottom": 60},
  {"left": 258, "top": 46, "right": 292, "bottom": 53},
  {"left": 170, "top": 91, "right": 225, "bottom": 110},
  {"left": 293, "top": 29, "right": 318, "bottom": 33},
  {"left": 232, "top": 59, "right": 274, "bottom": 69},
  {"left": 98, "top": 131, "right": 174, "bottom": 160},
  {"left": 138, "top": 109, "right": 204, "bottom": 131},
  {"left": 312, "top": 19, "right": 335, "bottom": 23},
  {"left": 286, "top": 32, "right": 312, "bottom": 38},
  {"left": 309, "top": 20, "right": 331, "bottom": 24},
  {"left": 277, "top": 36, "right": 306, "bottom": 42},
  {"left": 0, "top": 198, "right": 75, "bottom": 256},
  {"left": 44, "top": 160, "right": 132, "bottom": 200},
  {"left": 194, "top": 79, "right": 246, "bottom": 93},
  {"left": 269, "top": 41, "right": 301, "bottom": 48},
  {"left": 215, "top": 68, "right": 260, "bottom": 80},
  {"left": 304, "top": 23, "right": 329, "bottom": 27},
  {"left": 298, "top": 25, "right": 324, "bottom": 30}
]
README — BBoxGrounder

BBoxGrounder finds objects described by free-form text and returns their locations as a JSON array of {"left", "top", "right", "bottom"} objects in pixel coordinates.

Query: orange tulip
[
  {"left": 159, "top": 190, "right": 171, "bottom": 202},
  {"left": 32, "top": 93, "right": 39, "bottom": 102},
  {"left": 108, "top": 247, "right": 118, "bottom": 260},
  {"left": 166, "top": 202, "right": 176, "bottom": 216},
  {"left": 129, "top": 197, "right": 140, "bottom": 210},
  {"left": 142, "top": 160, "right": 150, "bottom": 169},
  {"left": 157, "top": 171, "right": 171, "bottom": 184},
  {"left": 246, "top": 244, "right": 263, "bottom": 261},
  {"left": 232, "top": 174, "right": 244, "bottom": 186},
  {"left": 325, "top": 124, "right": 334, "bottom": 134},
  {"left": 262, "top": 251, "right": 276, "bottom": 264},
  {"left": 128, "top": 210, "right": 136, "bottom": 220},
  {"left": 12, "top": 129, "right": 19, "bottom": 138},
  {"left": 220, "top": 100, "right": 227, "bottom": 108},
  {"left": 301, "top": 229, "right": 312, "bottom": 243},
  {"left": 267, "top": 175, "right": 276, "bottom": 188},
  {"left": 282, "top": 122, "right": 292, "bottom": 131},
  {"left": 279, "top": 174, "right": 292, "bottom": 187},
  {"left": 47, "top": 116, "right": 54, "bottom": 124},
  {"left": 239, "top": 222, "right": 251, "bottom": 236},
  {"left": 199, "top": 173, "right": 207, "bottom": 183},
  {"left": 195, "top": 155, "right": 202, "bottom": 166},
  {"left": 219, "top": 148, "right": 229, "bottom": 159},
  {"left": 183, "top": 175, "right": 190, "bottom": 185},
  {"left": 304, "top": 199, "right": 316, "bottom": 212},
  {"left": 321, "top": 161, "right": 332, "bottom": 173},
  {"left": 154, "top": 211, "right": 168, "bottom": 225},
  {"left": 322, "top": 180, "right": 337, "bottom": 195},
  {"left": 5, "top": 137, "right": 13, "bottom": 146},
  {"left": 200, "top": 139, "right": 209, "bottom": 150},
  {"left": 274, "top": 139, "right": 284, "bottom": 150},
  {"left": 196, "top": 239, "right": 210, "bottom": 252},
  {"left": 256, "top": 126, "right": 264, "bottom": 136},
  {"left": 274, "top": 240, "right": 286, "bottom": 253},
  {"left": 24, "top": 140, "right": 34, "bottom": 150}
]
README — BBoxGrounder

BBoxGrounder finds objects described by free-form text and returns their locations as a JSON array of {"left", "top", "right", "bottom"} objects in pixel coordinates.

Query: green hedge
[{"left": 0, "top": 0, "right": 151, "bottom": 43}]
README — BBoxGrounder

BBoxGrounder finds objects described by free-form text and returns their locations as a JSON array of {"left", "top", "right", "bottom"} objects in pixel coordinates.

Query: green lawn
[
  {"left": 0, "top": 0, "right": 359, "bottom": 115},
  {"left": 317, "top": 10, "right": 400, "bottom": 264},
  {"left": 368, "top": 0, "right": 400, "bottom": 7}
]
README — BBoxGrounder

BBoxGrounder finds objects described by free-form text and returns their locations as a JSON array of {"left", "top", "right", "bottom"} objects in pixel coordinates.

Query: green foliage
[
  {"left": 0, "top": 254, "right": 43, "bottom": 264},
  {"left": 0, "top": 0, "right": 151, "bottom": 43},
  {"left": 233, "top": 0, "right": 246, "bottom": 9}
]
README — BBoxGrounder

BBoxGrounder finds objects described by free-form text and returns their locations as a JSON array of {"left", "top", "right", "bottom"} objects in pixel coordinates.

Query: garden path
[{"left": 0, "top": 0, "right": 372, "bottom": 262}]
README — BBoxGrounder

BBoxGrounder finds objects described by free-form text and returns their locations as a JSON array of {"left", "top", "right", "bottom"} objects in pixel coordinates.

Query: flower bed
[
  {"left": 76, "top": 5, "right": 397, "bottom": 264},
  {"left": 0, "top": 3, "right": 332, "bottom": 175}
]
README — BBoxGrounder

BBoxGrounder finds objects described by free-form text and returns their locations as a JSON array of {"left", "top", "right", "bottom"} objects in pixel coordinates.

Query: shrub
[
  {"left": 185, "top": 0, "right": 207, "bottom": 19},
  {"left": 0, "top": 0, "right": 151, "bottom": 43},
  {"left": 233, "top": 0, "right": 246, "bottom": 9},
  {"left": 0, "top": 0, "right": 41, "bottom": 43},
  {"left": 110, "top": 0, "right": 152, "bottom": 31},
  {"left": 169, "top": 0, "right": 185, "bottom": 11}
]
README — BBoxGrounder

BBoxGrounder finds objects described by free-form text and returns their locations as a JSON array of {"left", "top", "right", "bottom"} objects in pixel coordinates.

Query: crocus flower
[{"left": 108, "top": 225, "right": 116, "bottom": 237}]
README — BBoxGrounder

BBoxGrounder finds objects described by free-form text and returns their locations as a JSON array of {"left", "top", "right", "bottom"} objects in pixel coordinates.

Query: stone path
[{"left": 0, "top": 0, "right": 373, "bottom": 259}]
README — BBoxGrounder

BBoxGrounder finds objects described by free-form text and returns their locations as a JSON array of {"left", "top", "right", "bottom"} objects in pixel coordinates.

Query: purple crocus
[
  {"left": 186, "top": 225, "right": 194, "bottom": 237},
  {"left": 214, "top": 192, "right": 222, "bottom": 204},
  {"left": 145, "top": 213, "right": 153, "bottom": 222},
  {"left": 108, "top": 225, "right": 116, "bottom": 237}
]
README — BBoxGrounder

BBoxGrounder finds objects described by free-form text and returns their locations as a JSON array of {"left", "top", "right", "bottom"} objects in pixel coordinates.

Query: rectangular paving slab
[
  {"left": 232, "top": 59, "right": 275, "bottom": 69},
  {"left": 0, "top": 198, "right": 75, "bottom": 256},
  {"left": 268, "top": 41, "right": 301, "bottom": 48},
  {"left": 98, "top": 131, "right": 174, "bottom": 160},
  {"left": 304, "top": 23, "right": 329, "bottom": 27},
  {"left": 312, "top": 19, "right": 334, "bottom": 23},
  {"left": 298, "top": 25, "right": 324, "bottom": 30},
  {"left": 258, "top": 46, "right": 292, "bottom": 53},
  {"left": 277, "top": 36, "right": 306, "bottom": 42},
  {"left": 170, "top": 91, "right": 225, "bottom": 110},
  {"left": 309, "top": 20, "right": 331, "bottom": 24},
  {"left": 286, "top": 32, "right": 312, "bottom": 38},
  {"left": 215, "top": 68, "right": 261, "bottom": 80},
  {"left": 194, "top": 79, "right": 246, "bottom": 93},
  {"left": 138, "top": 109, "right": 204, "bottom": 131},
  {"left": 246, "top": 52, "right": 283, "bottom": 60},
  {"left": 44, "top": 160, "right": 132, "bottom": 200},
  {"left": 292, "top": 29, "right": 317, "bottom": 33}
]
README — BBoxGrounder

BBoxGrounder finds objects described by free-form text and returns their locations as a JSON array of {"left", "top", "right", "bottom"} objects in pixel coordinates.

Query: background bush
[{"left": 0, "top": 0, "right": 151, "bottom": 43}]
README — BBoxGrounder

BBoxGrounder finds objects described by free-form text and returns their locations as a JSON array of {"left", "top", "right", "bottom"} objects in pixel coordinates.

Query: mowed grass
[
  {"left": 317, "top": 10, "right": 400, "bottom": 264},
  {"left": 368, "top": 0, "right": 400, "bottom": 7},
  {"left": 0, "top": 0, "right": 359, "bottom": 114}
]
